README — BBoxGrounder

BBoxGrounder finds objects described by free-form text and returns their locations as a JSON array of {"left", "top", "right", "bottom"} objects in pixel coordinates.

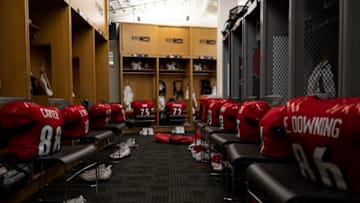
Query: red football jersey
[
  {"left": 236, "top": 100, "right": 271, "bottom": 142},
  {"left": 283, "top": 95, "right": 360, "bottom": 192},
  {"left": 207, "top": 99, "right": 232, "bottom": 127},
  {"left": 166, "top": 101, "right": 187, "bottom": 116},
  {"left": 259, "top": 105, "right": 292, "bottom": 158},
  {"left": 131, "top": 100, "right": 154, "bottom": 117},
  {"left": 89, "top": 103, "right": 112, "bottom": 130},
  {"left": 109, "top": 103, "right": 125, "bottom": 123},
  {"left": 61, "top": 104, "right": 89, "bottom": 138},
  {"left": 199, "top": 96, "right": 222, "bottom": 122},
  {"left": 0, "top": 101, "right": 63, "bottom": 159},
  {"left": 219, "top": 102, "right": 241, "bottom": 133}
]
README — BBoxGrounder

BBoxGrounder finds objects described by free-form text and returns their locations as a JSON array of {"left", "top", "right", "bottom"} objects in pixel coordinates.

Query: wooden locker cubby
[
  {"left": 190, "top": 27, "right": 217, "bottom": 59},
  {"left": 158, "top": 58, "right": 190, "bottom": 102},
  {"left": 158, "top": 76, "right": 190, "bottom": 126},
  {"left": 69, "top": 0, "right": 110, "bottom": 103},
  {"left": 120, "top": 56, "right": 157, "bottom": 105},
  {"left": 192, "top": 58, "right": 217, "bottom": 111},
  {"left": 71, "top": 9, "right": 96, "bottom": 103},
  {"left": 0, "top": 1, "right": 30, "bottom": 98},
  {"left": 69, "top": 0, "right": 108, "bottom": 39},
  {"left": 123, "top": 75, "right": 156, "bottom": 102},
  {"left": 159, "top": 57, "right": 189, "bottom": 73},
  {"left": 95, "top": 32, "right": 110, "bottom": 103},
  {"left": 30, "top": 45, "right": 52, "bottom": 96},
  {"left": 120, "top": 23, "right": 159, "bottom": 56},
  {"left": 192, "top": 58, "right": 217, "bottom": 74},
  {"left": 1, "top": 0, "right": 109, "bottom": 103},
  {"left": 158, "top": 26, "right": 190, "bottom": 57},
  {"left": 158, "top": 75, "right": 189, "bottom": 103},
  {"left": 122, "top": 56, "right": 157, "bottom": 73},
  {"left": 29, "top": 0, "right": 73, "bottom": 105},
  {"left": 158, "top": 57, "right": 191, "bottom": 126}
]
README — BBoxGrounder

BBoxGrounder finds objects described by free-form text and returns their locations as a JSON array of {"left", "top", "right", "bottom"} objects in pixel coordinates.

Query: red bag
[
  {"left": 170, "top": 135, "right": 194, "bottom": 144},
  {"left": 154, "top": 133, "right": 171, "bottom": 143},
  {"left": 154, "top": 133, "right": 194, "bottom": 144}
]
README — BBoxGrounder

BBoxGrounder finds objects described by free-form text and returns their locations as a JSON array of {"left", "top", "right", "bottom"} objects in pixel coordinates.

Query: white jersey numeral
[
  {"left": 140, "top": 108, "right": 150, "bottom": 116},
  {"left": 84, "top": 120, "right": 90, "bottom": 134},
  {"left": 172, "top": 107, "right": 182, "bottom": 115},
  {"left": 207, "top": 110, "right": 212, "bottom": 125},
  {"left": 292, "top": 143, "right": 316, "bottom": 181},
  {"left": 219, "top": 115, "right": 224, "bottom": 130},
  {"left": 314, "top": 147, "right": 348, "bottom": 190},
  {"left": 39, "top": 125, "right": 62, "bottom": 156},
  {"left": 292, "top": 143, "right": 348, "bottom": 190},
  {"left": 236, "top": 119, "right": 240, "bottom": 138}
]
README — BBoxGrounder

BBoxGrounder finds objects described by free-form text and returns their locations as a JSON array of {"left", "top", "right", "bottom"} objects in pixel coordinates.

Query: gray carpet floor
[{"left": 25, "top": 134, "right": 226, "bottom": 203}]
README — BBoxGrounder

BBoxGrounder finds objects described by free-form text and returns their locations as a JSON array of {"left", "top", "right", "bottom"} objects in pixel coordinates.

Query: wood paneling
[{"left": 120, "top": 23, "right": 159, "bottom": 55}]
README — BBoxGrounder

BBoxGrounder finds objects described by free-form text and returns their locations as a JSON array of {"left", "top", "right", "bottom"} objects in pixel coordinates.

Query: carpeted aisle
[{"left": 25, "top": 134, "right": 225, "bottom": 203}]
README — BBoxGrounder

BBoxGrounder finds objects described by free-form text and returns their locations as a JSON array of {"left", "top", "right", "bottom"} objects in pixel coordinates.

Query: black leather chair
[
  {"left": 34, "top": 145, "right": 98, "bottom": 202},
  {"left": 223, "top": 143, "right": 292, "bottom": 201},
  {"left": 247, "top": 163, "right": 360, "bottom": 203}
]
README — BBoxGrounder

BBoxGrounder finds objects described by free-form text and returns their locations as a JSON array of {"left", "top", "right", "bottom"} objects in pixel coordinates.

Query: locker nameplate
[
  {"left": 131, "top": 36, "right": 151, "bottom": 42},
  {"left": 199, "top": 39, "right": 216, "bottom": 45},
  {"left": 166, "top": 38, "right": 183, "bottom": 44}
]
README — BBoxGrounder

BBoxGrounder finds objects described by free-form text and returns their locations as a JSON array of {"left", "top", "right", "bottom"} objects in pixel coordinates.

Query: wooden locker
[
  {"left": 120, "top": 23, "right": 159, "bottom": 56},
  {"left": 158, "top": 26, "right": 190, "bottom": 57}
]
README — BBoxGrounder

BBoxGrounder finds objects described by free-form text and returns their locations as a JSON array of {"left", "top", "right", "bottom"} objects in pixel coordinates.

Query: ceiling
[
  {"left": 109, "top": 0, "right": 166, "bottom": 14},
  {"left": 108, "top": 0, "right": 218, "bottom": 25}
]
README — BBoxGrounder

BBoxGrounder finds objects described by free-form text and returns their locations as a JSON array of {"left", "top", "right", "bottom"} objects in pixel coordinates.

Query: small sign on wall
[
  {"left": 131, "top": 36, "right": 151, "bottom": 42},
  {"left": 166, "top": 38, "right": 183, "bottom": 44},
  {"left": 199, "top": 39, "right": 216, "bottom": 45}
]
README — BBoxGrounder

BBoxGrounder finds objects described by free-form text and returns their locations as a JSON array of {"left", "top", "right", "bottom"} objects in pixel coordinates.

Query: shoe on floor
[
  {"left": 117, "top": 142, "right": 130, "bottom": 149},
  {"left": 126, "top": 137, "right": 138, "bottom": 147},
  {"left": 191, "top": 145, "right": 204, "bottom": 162},
  {"left": 211, "top": 153, "right": 223, "bottom": 171},
  {"left": 110, "top": 146, "right": 131, "bottom": 160},
  {"left": 80, "top": 164, "right": 112, "bottom": 182},
  {"left": 139, "top": 128, "right": 148, "bottom": 136},
  {"left": 148, "top": 127, "right": 154, "bottom": 136},
  {"left": 187, "top": 143, "right": 195, "bottom": 152},
  {"left": 63, "top": 195, "right": 86, "bottom": 203}
]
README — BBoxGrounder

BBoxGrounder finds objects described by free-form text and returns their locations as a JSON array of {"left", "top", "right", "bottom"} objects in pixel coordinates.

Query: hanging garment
[
  {"left": 307, "top": 60, "right": 336, "bottom": 98},
  {"left": 159, "top": 95, "right": 166, "bottom": 111},
  {"left": 159, "top": 80, "right": 166, "bottom": 96},
  {"left": 173, "top": 80, "right": 183, "bottom": 100},
  {"left": 39, "top": 72, "right": 53, "bottom": 96},
  {"left": 123, "top": 85, "right": 134, "bottom": 111}
]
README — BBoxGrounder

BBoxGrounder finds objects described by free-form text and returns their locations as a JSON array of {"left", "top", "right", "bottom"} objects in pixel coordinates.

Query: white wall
[{"left": 216, "top": 0, "right": 238, "bottom": 97}]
